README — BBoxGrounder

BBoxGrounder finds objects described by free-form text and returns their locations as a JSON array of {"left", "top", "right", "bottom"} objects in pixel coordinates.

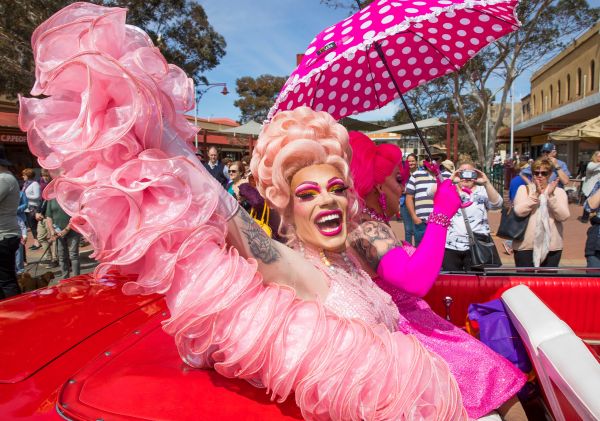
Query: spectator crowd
[{"left": 1, "top": 140, "right": 599, "bottom": 300}]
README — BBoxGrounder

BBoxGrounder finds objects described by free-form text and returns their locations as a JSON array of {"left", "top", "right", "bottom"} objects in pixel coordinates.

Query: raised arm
[
  {"left": 546, "top": 184, "right": 570, "bottom": 222},
  {"left": 226, "top": 207, "right": 328, "bottom": 301},
  {"left": 587, "top": 187, "right": 600, "bottom": 211},
  {"left": 551, "top": 158, "right": 570, "bottom": 186},
  {"left": 513, "top": 184, "right": 538, "bottom": 217},
  {"left": 351, "top": 180, "right": 461, "bottom": 297}
]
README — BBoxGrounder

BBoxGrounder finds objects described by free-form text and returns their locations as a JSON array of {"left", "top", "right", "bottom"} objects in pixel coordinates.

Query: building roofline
[{"left": 531, "top": 21, "right": 600, "bottom": 82}]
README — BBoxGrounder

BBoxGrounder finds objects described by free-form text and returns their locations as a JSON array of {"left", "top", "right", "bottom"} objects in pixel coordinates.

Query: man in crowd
[
  {"left": 203, "top": 146, "right": 229, "bottom": 189},
  {"left": 405, "top": 158, "right": 450, "bottom": 246},
  {"left": 0, "top": 149, "right": 21, "bottom": 298},
  {"left": 521, "top": 142, "right": 570, "bottom": 187},
  {"left": 35, "top": 169, "right": 59, "bottom": 268},
  {"left": 46, "top": 198, "right": 81, "bottom": 280}
]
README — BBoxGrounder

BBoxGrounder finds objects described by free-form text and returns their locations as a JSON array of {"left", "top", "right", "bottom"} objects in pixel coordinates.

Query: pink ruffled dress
[{"left": 19, "top": 4, "right": 468, "bottom": 420}]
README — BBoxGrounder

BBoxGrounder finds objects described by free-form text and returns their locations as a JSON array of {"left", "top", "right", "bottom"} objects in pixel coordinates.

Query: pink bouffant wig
[
  {"left": 251, "top": 106, "right": 359, "bottom": 236},
  {"left": 348, "top": 131, "right": 403, "bottom": 199}
]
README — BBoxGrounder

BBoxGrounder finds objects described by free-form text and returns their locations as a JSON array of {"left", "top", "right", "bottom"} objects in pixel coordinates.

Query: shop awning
[
  {"left": 219, "top": 121, "right": 262, "bottom": 136},
  {"left": 548, "top": 115, "right": 600, "bottom": 143},
  {"left": 367, "top": 118, "right": 445, "bottom": 134}
]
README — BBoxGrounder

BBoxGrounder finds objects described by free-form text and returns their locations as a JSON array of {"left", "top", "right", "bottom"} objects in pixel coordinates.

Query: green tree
[
  {"left": 234, "top": 74, "right": 287, "bottom": 123},
  {"left": 0, "top": 0, "right": 226, "bottom": 98}
]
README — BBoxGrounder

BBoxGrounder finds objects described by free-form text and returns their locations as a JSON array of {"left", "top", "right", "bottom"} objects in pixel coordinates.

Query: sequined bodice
[{"left": 301, "top": 246, "right": 400, "bottom": 332}]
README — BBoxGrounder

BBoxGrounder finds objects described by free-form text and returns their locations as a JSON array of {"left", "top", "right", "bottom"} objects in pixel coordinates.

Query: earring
[{"left": 378, "top": 191, "right": 388, "bottom": 215}]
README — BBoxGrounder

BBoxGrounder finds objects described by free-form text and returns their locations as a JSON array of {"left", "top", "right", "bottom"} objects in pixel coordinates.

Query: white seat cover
[
  {"left": 538, "top": 334, "right": 600, "bottom": 420},
  {"left": 501, "top": 285, "right": 573, "bottom": 421}
]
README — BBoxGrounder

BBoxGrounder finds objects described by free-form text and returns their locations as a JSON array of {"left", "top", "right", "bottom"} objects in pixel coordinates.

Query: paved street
[
  {"left": 390, "top": 203, "right": 590, "bottom": 267},
  {"left": 22, "top": 238, "right": 97, "bottom": 280}
]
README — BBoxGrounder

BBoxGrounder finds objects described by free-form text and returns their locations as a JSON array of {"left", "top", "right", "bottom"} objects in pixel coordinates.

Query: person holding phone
[{"left": 441, "top": 161, "right": 503, "bottom": 271}]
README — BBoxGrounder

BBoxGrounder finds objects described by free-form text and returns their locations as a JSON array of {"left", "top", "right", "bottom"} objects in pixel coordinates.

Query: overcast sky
[{"left": 198, "top": 0, "right": 600, "bottom": 122}]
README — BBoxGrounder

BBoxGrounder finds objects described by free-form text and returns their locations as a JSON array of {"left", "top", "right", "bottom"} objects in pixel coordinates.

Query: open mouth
[{"left": 314, "top": 209, "right": 343, "bottom": 237}]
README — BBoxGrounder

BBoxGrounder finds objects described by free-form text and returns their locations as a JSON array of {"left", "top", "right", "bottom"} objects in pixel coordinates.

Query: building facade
[{"left": 513, "top": 22, "right": 600, "bottom": 172}]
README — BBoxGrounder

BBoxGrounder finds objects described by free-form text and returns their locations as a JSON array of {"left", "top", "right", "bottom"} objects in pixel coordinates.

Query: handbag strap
[{"left": 460, "top": 208, "right": 476, "bottom": 244}]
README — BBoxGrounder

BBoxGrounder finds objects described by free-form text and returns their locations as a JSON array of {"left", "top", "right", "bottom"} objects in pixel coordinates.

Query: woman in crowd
[
  {"left": 399, "top": 153, "right": 418, "bottom": 244},
  {"left": 21, "top": 6, "right": 466, "bottom": 417},
  {"left": 513, "top": 157, "right": 570, "bottom": 267},
  {"left": 348, "top": 132, "right": 527, "bottom": 420},
  {"left": 21, "top": 168, "right": 41, "bottom": 250},
  {"left": 583, "top": 181, "right": 600, "bottom": 267},
  {"left": 580, "top": 151, "right": 600, "bottom": 222},
  {"left": 442, "top": 160, "right": 503, "bottom": 271},
  {"left": 226, "top": 160, "right": 245, "bottom": 198},
  {"left": 15, "top": 191, "right": 29, "bottom": 275}
]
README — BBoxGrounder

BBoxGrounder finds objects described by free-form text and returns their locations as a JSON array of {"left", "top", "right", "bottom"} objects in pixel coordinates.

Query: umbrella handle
[{"left": 372, "top": 42, "right": 442, "bottom": 181}]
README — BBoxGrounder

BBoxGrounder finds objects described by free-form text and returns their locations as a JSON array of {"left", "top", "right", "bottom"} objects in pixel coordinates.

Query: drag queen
[
  {"left": 20, "top": 3, "right": 466, "bottom": 420},
  {"left": 347, "top": 132, "right": 527, "bottom": 420}
]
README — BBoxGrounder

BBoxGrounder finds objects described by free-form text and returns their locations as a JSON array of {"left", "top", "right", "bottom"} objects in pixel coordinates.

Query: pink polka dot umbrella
[{"left": 267, "top": 0, "right": 521, "bottom": 160}]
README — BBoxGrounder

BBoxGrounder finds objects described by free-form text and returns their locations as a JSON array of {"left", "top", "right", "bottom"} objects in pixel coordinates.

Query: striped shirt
[{"left": 405, "top": 169, "right": 449, "bottom": 221}]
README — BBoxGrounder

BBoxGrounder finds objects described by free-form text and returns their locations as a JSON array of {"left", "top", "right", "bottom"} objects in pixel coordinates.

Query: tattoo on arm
[
  {"left": 238, "top": 209, "right": 281, "bottom": 264},
  {"left": 350, "top": 221, "right": 399, "bottom": 270}
]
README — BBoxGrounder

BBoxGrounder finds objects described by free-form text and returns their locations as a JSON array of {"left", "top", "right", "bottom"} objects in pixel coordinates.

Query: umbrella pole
[{"left": 373, "top": 42, "right": 436, "bottom": 164}]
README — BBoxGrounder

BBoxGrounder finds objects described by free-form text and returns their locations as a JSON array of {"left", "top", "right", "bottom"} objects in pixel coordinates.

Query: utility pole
[{"left": 510, "top": 85, "right": 514, "bottom": 159}]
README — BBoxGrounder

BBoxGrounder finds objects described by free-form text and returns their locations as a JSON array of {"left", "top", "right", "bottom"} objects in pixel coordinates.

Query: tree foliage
[
  {"left": 321, "top": 0, "right": 600, "bottom": 166},
  {"left": 234, "top": 74, "right": 287, "bottom": 123},
  {"left": 0, "top": 0, "right": 226, "bottom": 98}
]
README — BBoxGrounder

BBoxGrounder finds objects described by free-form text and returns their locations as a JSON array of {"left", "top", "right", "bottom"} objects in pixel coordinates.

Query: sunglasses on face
[
  {"left": 533, "top": 171, "right": 549, "bottom": 177},
  {"left": 229, "top": 170, "right": 238, "bottom": 174}
]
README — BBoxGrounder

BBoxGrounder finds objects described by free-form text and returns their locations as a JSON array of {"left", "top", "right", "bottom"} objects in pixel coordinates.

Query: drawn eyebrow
[{"left": 327, "top": 177, "right": 345, "bottom": 189}]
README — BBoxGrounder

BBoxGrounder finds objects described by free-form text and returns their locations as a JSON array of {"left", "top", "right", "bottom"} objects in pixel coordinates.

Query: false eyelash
[
  {"left": 296, "top": 191, "right": 319, "bottom": 200},
  {"left": 330, "top": 185, "right": 349, "bottom": 194}
]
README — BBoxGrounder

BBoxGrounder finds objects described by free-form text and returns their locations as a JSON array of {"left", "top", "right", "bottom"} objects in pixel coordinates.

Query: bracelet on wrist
[{"left": 428, "top": 212, "right": 452, "bottom": 228}]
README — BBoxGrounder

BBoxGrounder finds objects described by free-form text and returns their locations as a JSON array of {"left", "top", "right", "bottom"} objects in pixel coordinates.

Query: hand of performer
[
  {"left": 432, "top": 179, "right": 462, "bottom": 218},
  {"left": 423, "top": 160, "right": 441, "bottom": 178}
]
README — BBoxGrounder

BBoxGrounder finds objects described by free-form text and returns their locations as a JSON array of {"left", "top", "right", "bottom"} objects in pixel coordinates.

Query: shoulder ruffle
[{"left": 19, "top": 4, "right": 466, "bottom": 420}]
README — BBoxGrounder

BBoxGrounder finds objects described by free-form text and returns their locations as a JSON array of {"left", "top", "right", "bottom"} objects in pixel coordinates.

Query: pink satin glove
[
  {"left": 377, "top": 179, "right": 459, "bottom": 297},
  {"left": 423, "top": 160, "right": 441, "bottom": 178},
  {"left": 432, "top": 179, "right": 462, "bottom": 217}
]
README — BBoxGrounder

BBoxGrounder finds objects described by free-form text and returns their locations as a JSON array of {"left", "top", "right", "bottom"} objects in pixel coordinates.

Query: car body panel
[
  {"left": 426, "top": 271, "right": 600, "bottom": 342},
  {"left": 2, "top": 270, "right": 599, "bottom": 419}
]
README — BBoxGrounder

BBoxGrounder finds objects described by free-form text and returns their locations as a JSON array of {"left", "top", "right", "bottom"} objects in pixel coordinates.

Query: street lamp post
[{"left": 194, "top": 82, "right": 229, "bottom": 150}]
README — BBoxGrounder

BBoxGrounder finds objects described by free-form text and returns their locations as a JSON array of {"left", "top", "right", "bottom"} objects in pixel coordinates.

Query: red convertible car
[{"left": 1, "top": 269, "right": 599, "bottom": 420}]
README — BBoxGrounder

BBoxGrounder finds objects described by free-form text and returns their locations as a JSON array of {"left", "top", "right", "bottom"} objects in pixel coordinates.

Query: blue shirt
[
  {"left": 521, "top": 159, "right": 570, "bottom": 187},
  {"left": 509, "top": 175, "right": 528, "bottom": 202}
]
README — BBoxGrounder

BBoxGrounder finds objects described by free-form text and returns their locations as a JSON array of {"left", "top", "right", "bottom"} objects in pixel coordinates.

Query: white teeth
[{"left": 316, "top": 213, "right": 340, "bottom": 224}]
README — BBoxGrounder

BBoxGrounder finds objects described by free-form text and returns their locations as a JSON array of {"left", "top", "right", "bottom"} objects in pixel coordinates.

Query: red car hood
[
  {"left": 0, "top": 274, "right": 301, "bottom": 420},
  {"left": 0, "top": 274, "right": 163, "bottom": 384}
]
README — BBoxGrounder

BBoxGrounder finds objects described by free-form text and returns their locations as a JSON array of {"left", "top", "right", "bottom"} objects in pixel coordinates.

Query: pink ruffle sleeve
[{"left": 19, "top": 4, "right": 467, "bottom": 420}]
